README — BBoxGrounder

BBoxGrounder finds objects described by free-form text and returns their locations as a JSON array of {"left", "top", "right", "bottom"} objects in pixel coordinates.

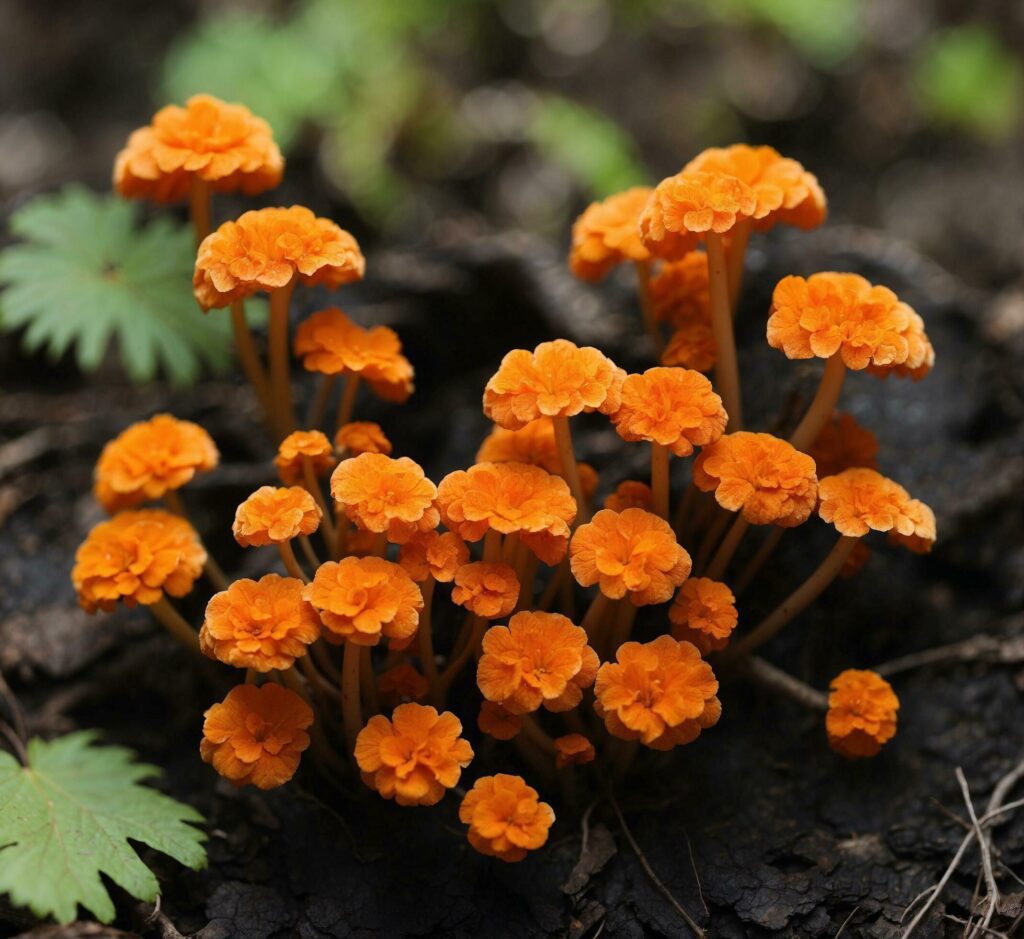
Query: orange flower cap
[
  {"left": 232, "top": 485, "right": 321, "bottom": 547},
  {"left": 554, "top": 733, "right": 596, "bottom": 769},
  {"left": 826, "top": 669, "right": 899, "bottom": 758},
  {"left": 355, "top": 703, "right": 473, "bottom": 806},
  {"left": 594, "top": 635, "right": 720, "bottom": 750},
  {"left": 336, "top": 421, "right": 393, "bottom": 456},
  {"left": 477, "top": 611, "right": 599, "bottom": 715},
  {"left": 72, "top": 509, "right": 206, "bottom": 613},
  {"left": 452, "top": 562, "right": 520, "bottom": 619},
  {"left": 888, "top": 498, "right": 937, "bottom": 554},
  {"left": 808, "top": 411, "right": 879, "bottom": 478},
  {"left": 483, "top": 339, "right": 625, "bottom": 430},
  {"left": 304, "top": 556, "right": 423, "bottom": 647},
  {"left": 662, "top": 322, "right": 717, "bottom": 374},
  {"left": 476, "top": 418, "right": 597, "bottom": 497},
  {"left": 839, "top": 540, "right": 872, "bottom": 578},
  {"left": 194, "top": 207, "right": 365, "bottom": 309},
  {"left": 693, "top": 432, "right": 818, "bottom": 527},
  {"left": 649, "top": 251, "right": 711, "bottom": 328},
  {"left": 458, "top": 774, "right": 555, "bottom": 862},
  {"left": 817, "top": 468, "right": 918, "bottom": 538},
  {"left": 669, "top": 577, "right": 738, "bottom": 654},
  {"left": 94, "top": 414, "right": 218, "bottom": 512},
  {"left": 200, "top": 683, "right": 313, "bottom": 789},
  {"left": 569, "top": 187, "right": 653, "bottom": 281},
  {"left": 274, "top": 430, "right": 335, "bottom": 485},
  {"left": 377, "top": 664, "right": 430, "bottom": 707},
  {"left": 570, "top": 508, "right": 691, "bottom": 606},
  {"left": 477, "top": 701, "right": 523, "bottom": 740},
  {"left": 398, "top": 530, "right": 469, "bottom": 583},
  {"left": 868, "top": 306, "right": 935, "bottom": 381},
  {"left": 603, "top": 480, "right": 654, "bottom": 513},
  {"left": 199, "top": 574, "right": 321, "bottom": 672},
  {"left": 114, "top": 94, "right": 283, "bottom": 203}
]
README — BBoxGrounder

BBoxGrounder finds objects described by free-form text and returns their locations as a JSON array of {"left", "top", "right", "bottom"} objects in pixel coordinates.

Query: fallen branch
[{"left": 874, "top": 628, "right": 1024, "bottom": 679}]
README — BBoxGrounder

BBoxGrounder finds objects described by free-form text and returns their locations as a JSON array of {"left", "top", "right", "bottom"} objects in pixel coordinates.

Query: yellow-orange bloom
[
  {"left": 669, "top": 578, "right": 738, "bottom": 654},
  {"left": 398, "top": 531, "right": 469, "bottom": 583},
  {"left": 336, "top": 421, "right": 392, "bottom": 456},
  {"left": 94, "top": 414, "right": 218, "bottom": 512},
  {"left": 200, "top": 683, "right": 312, "bottom": 790},
  {"left": 304, "top": 557, "right": 422, "bottom": 647},
  {"left": 330, "top": 453, "right": 438, "bottom": 542},
  {"left": 274, "top": 430, "right": 335, "bottom": 485},
  {"left": 611, "top": 367, "right": 727, "bottom": 457},
  {"left": 199, "top": 574, "right": 320, "bottom": 672},
  {"left": 808, "top": 412, "right": 879, "bottom": 478},
  {"left": 888, "top": 499, "right": 937, "bottom": 554},
  {"left": 355, "top": 703, "right": 474, "bottom": 806},
  {"left": 194, "top": 207, "right": 365, "bottom": 309},
  {"left": 114, "top": 94, "right": 283, "bottom": 203},
  {"left": 817, "top": 468, "right": 917, "bottom": 538},
  {"left": 568, "top": 187, "right": 653, "bottom": 281},
  {"left": 232, "top": 486, "right": 321, "bottom": 547},
  {"left": 377, "top": 665, "right": 430, "bottom": 707},
  {"left": 452, "top": 562, "right": 520, "bottom": 619},
  {"left": 72, "top": 510, "right": 206, "bottom": 613},
  {"left": 693, "top": 432, "right": 818, "bottom": 527},
  {"left": 483, "top": 339, "right": 625, "bottom": 430},
  {"left": 570, "top": 508, "right": 691, "bottom": 606},
  {"left": 477, "top": 702, "right": 522, "bottom": 740},
  {"left": 604, "top": 480, "right": 654, "bottom": 513},
  {"left": 476, "top": 419, "right": 598, "bottom": 498},
  {"left": 594, "top": 635, "right": 720, "bottom": 749},
  {"left": 826, "top": 669, "right": 899, "bottom": 758},
  {"left": 554, "top": 734, "right": 595, "bottom": 768},
  {"left": 459, "top": 774, "right": 555, "bottom": 862},
  {"left": 649, "top": 252, "right": 710, "bottom": 328},
  {"left": 662, "top": 322, "right": 717, "bottom": 374},
  {"left": 477, "top": 611, "right": 598, "bottom": 715}
]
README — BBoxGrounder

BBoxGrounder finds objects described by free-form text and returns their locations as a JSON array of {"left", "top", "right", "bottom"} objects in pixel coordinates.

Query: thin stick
[
  {"left": 789, "top": 354, "right": 846, "bottom": 452},
  {"left": 955, "top": 767, "right": 999, "bottom": 937},
  {"left": 872, "top": 634, "right": 1024, "bottom": 679},
  {"left": 278, "top": 541, "right": 309, "bottom": 582},
  {"left": 336, "top": 374, "right": 361, "bottom": 433},
  {"left": 230, "top": 299, "right": 273, "bottom": 425},
  {"left": 705, "top": 516, "right": 749, "bottom": 581},
  {"left": 734, "top": 526, "right": 785, "bottom": 596},
  {"left": 149, "top": 598, "right": 201, "bottom": 655},
  {"left": 341, "top": 642, "right": 363, "bottom": 757},
  {"left": 268, "top": 282, "right": 296, "bottom": 439},
  {"left": 635, "top": 260, "right": 665, "bottom": 354},
  {"left": 726, "top": 218, "right": 752, "bottom": 314},
  {"left": 552, "top": 416, "right": 590, "bottom": 524},
  {"left": 651, "top": 442, "right": 670, "bottom": 520},
  {"left": 188, "top": 176, "right": 212, "bottom": 244},
  {"left": 706, "top": 232, "right": 742, "bottom": 431}
]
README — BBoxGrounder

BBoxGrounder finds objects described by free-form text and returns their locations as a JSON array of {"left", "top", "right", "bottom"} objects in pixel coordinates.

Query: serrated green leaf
[
  {"left": 0, "top": 186, "right": 237, "bottom": 386},
  {"left": 0, "top": 731, "right": 206, "bottom": 925}
]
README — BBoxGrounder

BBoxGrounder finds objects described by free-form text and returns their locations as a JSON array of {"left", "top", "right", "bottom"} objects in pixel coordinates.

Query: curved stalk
[
  {"left": 634, "top": 261, "right": 664, "bottom": 354},
  {"left": 726, "top": 218, "right": 752, "bottom": 314},
  {"left": 651, "top": 442, "right": 670, "bottom": 520},
  {"left": 149, "top": 597, "right": 200, "bottom": 654},
  {"left": 308, "top": 374, "right": 338, "bottom": 429},
  {"left": 705, "top": 516, "right": 750, "bottom": 581},
  {"left": 788, "top": 353, "right": 846, "bottom": 452},
  {"left": 694, "top": 509, "right": 732, "bottom": 575},
  {"left": 734, "top": 526, "right": 785, "bottom": 596},
  {"left": 552, "top": 416, "right": 589, "bottom": 524},
  {"left": 301, "top": 456, "right": 336, "bottom": 556},
  {"left": 341, "top": 642, "right": 363, "bottom": 756},
  {"left": 230, "top": 300, "right": 273, "bottom": 427},
  {"left": 706, "top": 232, "right": 742, "bottom": 430},
  {"left": 336, "top": 374, "right": 361, "bottom": 433},
  {"left": 520, "top": 714, "right": 557, "bottom": 755},
  {"left": 437, "top": 615, "right": 487, "bottom": 702},
  {"left": 268, "top": 282, "right": 296, "bottom": 439},
  {"left": 277, "top": 541, "right": 308, "bottom": 583},
  {"left": 163, "top": 490, "right": 228, "bottom": 591},
  {"left": 417, "top": 578, "right": 440, "bottom": 701},
  {"left": 188, "top": 176, "right": 212, "bottom": 244}
]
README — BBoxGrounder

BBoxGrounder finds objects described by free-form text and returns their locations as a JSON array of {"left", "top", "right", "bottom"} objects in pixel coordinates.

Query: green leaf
[
  {"left": 0, "top": 732, "right": 206, "bottom": 925},
  {"left": 0, "top": 186, "right": 236, "bottom": 386}
]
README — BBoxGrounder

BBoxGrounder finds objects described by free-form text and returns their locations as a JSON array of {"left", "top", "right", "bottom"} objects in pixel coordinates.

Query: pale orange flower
[
  {"left": 114, "top": 94, "right": 283, "bottom": 203},
  {"left": 200, "top": 683, "right": 313, "bottom": 789},
  {"left": 459, "top": 774, "right": 555, "bottom": 862},
  {"left": 330, "top": 453, "right": 438, "bottom": 542},
  {"left": 603, "top": 480, "right": 654, "bottom": 513},
  {"left": 826, "top": 669, "right": 899, "bottom": 758},
  {"left": 693, "top": 432, "right": 818, "bottom": 527},
  {"left": 554, "top": 734, "right": 596, "bottom": 769},
  {"left": 808, "top": 412, "right": 879, "bottom": 478},
  {"left": 649, "top": 252, "right": 710, "bottom": 328},
  {"left": 570, "top": 508, "right": 691, "bottom": 606},
  {"left": 477, "top": 701, "right": 522, "bottom": 740},
  {"left": 336, "top": 421, "right": 392, "bottom": 456},
  {"left": 194, "top": 207, "right": 365, "bottom": 309},
  {"left": 839, "top": 540, "right": 872, "bottom": 578},
  {"left": 568, "top": 187, "right": 653, "bottom": 281},
  {"left": 888, "top": 498, "right": 937, "bottom": 554},
  {"left": 199, "top": 574, "right": 321, "bottom": 672},
  {"left": 483, "top": 339, "right": 625, "bottom": 430},
  {"left": 232, "top": 486, "right": 321, "bottom": 547},
  {"left": 869, "top": 307, "right": 935, "bottom": 381},
  {"left": 274, "top": 430, "right": 335, "bottom": 485},
  {"left": 398, "top": 531, "right": 469, "bottom": 583},
  {"left": 304, "top": 557, "right": 423, "bottom": 647},
  {"left": 669, "top": 578, "right": 738, "bottom": 654},
  {"left": 476, "top": 419, "right": 598, "bottom": 498},
  {"left": 73, "top": 510, "right": 206, "bottom": 613},
  {"left": 94, "top": 414, "right": 218, "bottom": 512},
  {"left": 377, "top": 664, "right": 430, "bottom": 707},
  {"left": 355, "top": 703, "right": 474, "bottom": 806},
  {"left": 594, "top": 635, "right": 721, "bottom": 750},
  {"left": 662, "top": 322, "right": 717, "bottom": 374},
  {"left": 817, "top": 468, "right": 917, "bottom": 538},
  {"left": 452, "top": 562, "right": 520, "bottom": 619}
]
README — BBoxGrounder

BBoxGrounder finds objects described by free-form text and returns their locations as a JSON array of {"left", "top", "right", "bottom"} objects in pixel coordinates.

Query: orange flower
[
  {"left": 336, "top": 421, "right": 392, "bottom": 456},
  {"left": 73, "top": 509, "right": 206, "bottom": 613},
  {"left": 693, "top": 432, "right": 818, "bottom": 527},
  {"left": 476, "top": 419, "right": 598, "bottom": 498},
  {"left": 199, "top": 574, "right": 320, "bottom": 672},
  {"left": 94, "top": 414, "right": 218, "bottom": 512},
  {"left": 377, "top": 664, "right": 430, "bottom": 707},
  {"left": 840, "top": 541, "right": 872, "bottom": 578},
  {"left": 452, "top": 562, "right": 520, "bottom": 619},
  {"left": 808, "top": 412, "right": 879, "bottom": 478},
  {"left": 554, "top": 734, "right": 595, "bottom": 769},
  {"left": 594, "top": 635, "right": 721, "bottom": 750},
  {"left": 662, "top": 322, "right": 717, "bottom": 374},
  {"left": 611, "top": 367, "right": 727, "bottom": 456},
  {"left": 477, "top": 611, "right": 599, "bottom": 714},
  {"left": 355, "top": 703, "right": 473, "bottom": 806},
  {"left": 274, "top": 430, "right": 335, "bottom": 485},
  {"left": 817, "top": 468, "right": 917, "bottom": 538},
  {"left": 304, "top": 557, "right": 423, "bottom": 647},
  {"left": 569, "top": 187, "right": 653, "bottom": 281},
  {"left": 330, "top": 453, "right": 438, "bottom": 542},
  {"left": 483, "top": 339, "right": 625, "bottom": 430},
  {"left": 888, "top": 498, "right": 937, "bottom": 554},
  {"left": 458, "top": 774, "right": 555, "bottom": 862},
  {"left": 437, "top": 462, "right": 576, "bottom": 565},
  {"left": 669, "top": 578, "right": 738, "bottom": 654},
  {"left": 649, "top": 252, "right": 710, "bottom": 328},
  {"left": 200, "top": 683, "right": 313, "bottom": 789},
  {"left": 232, "top": 486, "right": 321, "bottom": 547},
  {"left": 477, "top": 702, "right": 522, "bottom": 740},
  {"left": 398, "top": 531, "right": 469, "bottom": 583},
  {"left": 604, "top": 480, "right": 654, "bottom": 513},
  {"left": 826, "top": 669, "right": 899, "bottom": 758},
  {"left": 570, "top": 508, "right": 691, "bottom": 606},
  {"left": 869, "top": 307, "right": 935, "bottom": 381},
  {"left": 114, "top": 94, "right": 283, "bottom": 203},
  {"left": 193, "top": 207, "right": 365, "bottom": 309}
]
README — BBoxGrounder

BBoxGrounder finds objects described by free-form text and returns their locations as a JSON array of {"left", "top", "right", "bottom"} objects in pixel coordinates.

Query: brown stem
[
  {"left": 694, "top": 509, "right": 731, "bottom": 575},
  {"left": 741, "top": 656, "right": 828, "bottom": 710},
  {"left": 277, "top": 541, "right": 309, "bottom": 582},
  {"left": 336, "top": 373, "right": 361, "bottom": 433},
  {"left": 417, "top": 578, "right": 440, "bottom": 697},
  {"left": 341, "top": 641, "right": 363, "bottom": 756},
  {"left": 705, "top": 516, "right": 749, "bottom": 581},
  {"left": 163, "top": 490, "right": 228, "bottom": 591},
  {"left": 635, "top": 260, "right": 664, "bottom": 354},
  {"left": 149, "top": 597, "right": 201, "bottom": 655},
  {"left": 312, "top": 641, "right": 342, "bottom": 684},
  {"left": 188, "top": 176, "right": 212, "bottom": 244},
  {"left": 581, "top": 591, "right": 616, "bottom": 647},
  {"left": 268, "top": 282, "right": 296, "bottom": 439},
  {"left": 706, "top": 232, "right": 742, "bottom": 430},
  {"left": 552, "top": 415, "right": 590, "bottom": 524},
  {"left": 538, "top": 560, "right": 567, "bottom": 611},
  {"left": 789, "top": 353, "right": 846, "bottom": 452},
  {"left": 482, "top": 528, "right": 502, "bottom": 563},
  {"left": 734, "top": 526, "right": 785, "bottom": 596},
  {"left": 298, "top": 534, "right": 321, "bottom": 571},
  {"left": 308, "top": 373, "right": 338, "bottom": 430},
  {"left": 604, "top": 599, "right": 637, "bottom": 660},
  {"left": 520, "top": 713, "right": 557, "bottom": 755},
  {"left": 360, "top": 646, "right": 380, "bottom": 716},
  {"left": 230, "top": 300, "right": 274, "bottom": 426},
  {"left": 302, "top": 456, "right": 336, "bottom": 555},
  {"left": 726, "top": 218, "right": 752, "bottom": 314},
  {"left": 650, "top": 442, "right": 671, "bottom": 520},
  {"left": 437, "top": 615, "right": 487, "bottom": 701},
  {"left": 673, "top": 481, "right": 699, "bottom": 543}
]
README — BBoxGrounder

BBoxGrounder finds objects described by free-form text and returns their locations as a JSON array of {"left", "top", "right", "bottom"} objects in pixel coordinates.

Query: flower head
[
  {"left": 476, "top": 418, "right": 598, "bottom": 497},
  {"left": 304, "top": 557, "right": 423, "bottom": 647},
  {"left": 232, "top": 486, "right": 321, "bottom": 547},
  {"left": 649, "top": 252, "right": 710, "bottom": 328},
  {"left": 452, "top": 562, "right": 520, "bottom": 619},
  {"left": 817, "top": 468, "right": 918, "bottom": 537},
  {"left": 398, "top": 531, "right": 469, "bottom": 583},
  {"left": 274, "top": 430, "right": 335, "bottom": 485},
  {"left": 662, "top": 322, "right": 717, "bottom": 374},
  {"left": 594, "top": 635, "right": 720, "bottom": 749},
  {"left": 483, "top": 339, "right": 625, "bottom": 430},
  {"left": 94, "top": 414, "right": 218, "bottom": 512},
  {"left": 114, "top": 94, "right": 283, "bottom": 203},
  {"left": 808, "top": 412, "right": 879, "bottom": 478},
  {"left": 569, "top": 187, "right": 653, "bottom": 281},
  {"left": 330, "top": 453, "right": 438, "bottom": 542},
  {"left": 200, "top": 683, "right": 313, "bottom": 789},
  {"left": 570, "top": 508, "right": 691, "bottom": 606},
  {"left": 477, "top": 702, "right": 522, "bottom": 740},
  {"left": 194, "top": 206, "right": 365, "bottom": 309},
  {"left": 868, "top": 307, "right": 935, "bottom": 381},
  {"left": 693, "top": 432, "right": 818, "bottom": 527},
  {"left": 459, "top": 774, "right": 555, "bottom": 862},
  {"left": 73, "top": 510, "right": 206, "bottom": 612},
  {"left": 826, "top": 669, "right": 899, "bottom": 758},
  {"left": 377, "top": 665, "right": 430, "bottom": 707},
  {"left": 604, "top": 480, "right": 654, "bottom": 513},
  {"left": 336, "top": 421, "right": 392, "bottom": 456},
  {"left": 888, "top": 499, "right": 937, "bottom": 554},
  {"left": 554, "top": 734, "right": 595, "bottom": 769},
  {"left": 669, "top": 578, "right": 738, "bottom": 654},
  {"left": 200, "top": 574, "right": 320, "bottom": 672},
  {"left": 477, "top": 611, "right": 599, "bottom": 715}
]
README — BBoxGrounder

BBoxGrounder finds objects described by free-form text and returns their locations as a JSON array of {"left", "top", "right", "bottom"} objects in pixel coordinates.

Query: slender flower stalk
[
  {"left": 634, "top": 261, "right": 664, "bottom": 353},
  {"left": 734, "top": 527, "right": 786, "bottom": 596},
  {"left": 706, "top": 232, "right": 742, "bottom": 430},
  {"left": 651, "top": 442, "right": 670, "bottom": 519},
  {"left": 230, "top": 299, "right": 274, "bottom": 425},
  {"left": 705, "top": 515, "right": 749, "bottom": 581},
  {"left": 163, "top": 489, "right": 229, "bottom": 591},
  {"left": 188, "top": 176, "right": 212, "bottom": 243},
  {"left": 149, "top": 597, "right": 201, "bottom": 654},
  {"left": 726, "top": 218, "right": 752, "bottom": 313},
  {"left": 341, "top": 641, "right": 363, "bottom": 755},
  {"left": 552, "top": 416, "right": 589, "bottom": 523},
  {"left": 789, "top": 354, "right": 847, "bottom": 452},
  {"left": 268, "top": 281, "right": 296, "bottom": 438},
  {"left": 277, "top": 541, "right": 308, "bottom": 582},
  {"left": 308, "top": 374, "right": 338, "bottom": 428},
  {"left": 336, "top": 374, "right": 361, "bottom": 432},
  {"left": 301, "top": 456, "right": 336, "bottom": 554}
]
